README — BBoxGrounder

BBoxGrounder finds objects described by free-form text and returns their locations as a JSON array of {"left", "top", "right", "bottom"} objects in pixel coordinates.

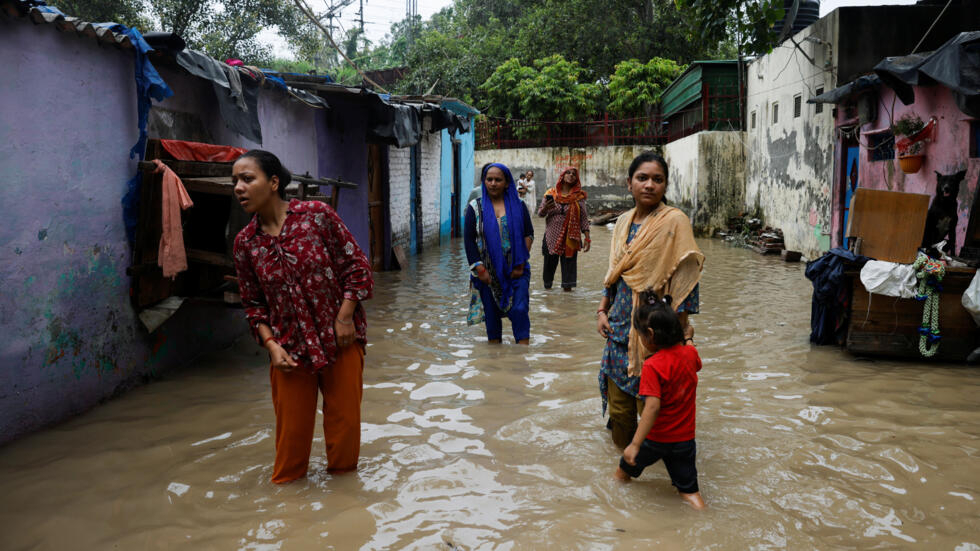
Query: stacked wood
[{"left": 749, "top": 229, "right": 785, "bottom": 255}]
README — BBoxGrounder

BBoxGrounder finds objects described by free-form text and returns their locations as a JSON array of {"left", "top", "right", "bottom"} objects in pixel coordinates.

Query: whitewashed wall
[
  {"left": 745, "top": 11, "right": 839, "bottom": 258},
  {"left": 419, "top": 129, "right": 442, "bottom": 248},
  {"left": 475, "top": 145, "right": 662, "bottom": 212},
  {"left": 388, "top": 145, "right": 411, "bottom": 251},
  {"left": 664, "top": 131, "right": 747, "bottom": 235}
]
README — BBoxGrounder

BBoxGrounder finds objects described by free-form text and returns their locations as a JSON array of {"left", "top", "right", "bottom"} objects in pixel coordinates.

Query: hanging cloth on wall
[
  {"left": 159, "top": 139, "right": 247, "bottom": 162},
  {"left": 176, "top": 50, "right": 263, "bottom": 143},
  {"left": 152, "top": 159, "right": 194, "bottom": 279}
]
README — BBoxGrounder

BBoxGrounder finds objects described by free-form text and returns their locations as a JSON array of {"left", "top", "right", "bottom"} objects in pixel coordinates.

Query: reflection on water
[{"left": 1, "top": 220, "right": 978, "bottom": 550}]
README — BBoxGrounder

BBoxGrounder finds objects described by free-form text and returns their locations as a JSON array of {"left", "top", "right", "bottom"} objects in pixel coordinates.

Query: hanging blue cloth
[
  {"left": 93, "top": 23, "right": 173, "bottom": 242},
  {"left": 480, "top": 163, "right": 529, "bottom": 310},
  {"left": 93, "top": 22, "right": 173, "bottom": 159}
]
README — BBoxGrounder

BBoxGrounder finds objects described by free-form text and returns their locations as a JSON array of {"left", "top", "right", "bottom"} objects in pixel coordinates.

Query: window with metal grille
[
  {"left": 751, "top": 110, "right": 756, "bottom": 129},
  {"left": 867, "top": 131, "right": 895, "bottom": 162},
  {"left": 794, "top": 94, "right": 802, "bottom": 118},
  {"left": 772, "top": 102, "right": 779, "bottom": 125},
  {"left": 814, "top": 87, "right": 824, "bottom": 114}
]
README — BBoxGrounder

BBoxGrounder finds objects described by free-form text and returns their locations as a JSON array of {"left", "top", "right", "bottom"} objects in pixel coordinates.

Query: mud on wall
[
  {"left": 474, "top": 145, "right": 663, "bottom": 213},
  {"left": 664, "top": 132, "right": 747, "bottom": 235},
  {"left": 745, "top": 13, "right": 838, "bottom": 259}
]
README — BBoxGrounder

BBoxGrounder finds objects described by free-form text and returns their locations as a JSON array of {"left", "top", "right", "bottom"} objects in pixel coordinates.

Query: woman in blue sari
[{"left": 464, "top": 163, "right": 534, "bottom": 344}]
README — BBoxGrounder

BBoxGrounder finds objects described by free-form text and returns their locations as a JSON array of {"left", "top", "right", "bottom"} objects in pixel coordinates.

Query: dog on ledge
[{"left": 922, "top": 169, "right": 967, "bottom": 258}]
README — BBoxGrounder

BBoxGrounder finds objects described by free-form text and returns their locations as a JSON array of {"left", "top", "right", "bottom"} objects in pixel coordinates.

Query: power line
[{"left": 912, "top": 0, "right": 953, "bottom": 54}]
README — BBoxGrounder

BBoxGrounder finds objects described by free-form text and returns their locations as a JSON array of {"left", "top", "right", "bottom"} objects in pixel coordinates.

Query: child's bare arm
[{"left": 623, "top": 397, "right": 661, "bottom": 464}]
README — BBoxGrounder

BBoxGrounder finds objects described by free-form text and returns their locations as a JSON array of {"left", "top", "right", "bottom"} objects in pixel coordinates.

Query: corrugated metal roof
[
  {"left": 2, "top": 1, "right": 134, "bottom": 49},
  {"left": 661, "top": 60, "right": 739, "bottom": 117}
]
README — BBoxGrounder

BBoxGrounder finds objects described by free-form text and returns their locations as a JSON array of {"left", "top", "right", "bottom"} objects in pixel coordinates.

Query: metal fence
[{"left": 475, "top": 86, "right": 743, "bottom": 150}]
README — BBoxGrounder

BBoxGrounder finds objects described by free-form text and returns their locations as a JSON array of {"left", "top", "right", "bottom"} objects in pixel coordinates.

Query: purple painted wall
[
  {"left": 831, "top": 85, "right": 980, "bottom": 252},
  {"left": 155, "top": 68, "right": 319, "bottom": 176},
  {"left": 315, "top": 98, "right": 370, "bottom": 252},
  {"left": 0, "top": 17, "right": 330, "bottom": 444}
]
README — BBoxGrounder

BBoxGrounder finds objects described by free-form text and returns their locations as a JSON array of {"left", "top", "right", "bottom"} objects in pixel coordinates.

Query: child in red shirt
[{"left": 614, "top": 291, "right": 705, "bottom": 510}]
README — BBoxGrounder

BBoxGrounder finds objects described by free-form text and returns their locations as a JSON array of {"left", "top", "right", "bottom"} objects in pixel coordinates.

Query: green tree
[
  {"left": 150, "top": 0, "right": 300, "bottom": 63},
  {"left": 378, "top": 0, "right": 721, "bottom": 104},
  {"left": 673, "top": 0, "right": 784, "bottom": 55},
  {"left": 607, "top": 57, "right": 686, "bottom": 117},
  {"left": 514, "top": 0, "right": 704, "bottom": 81},
  {"left": 480, "top": 55, "right": 602, "bottom": 121},
  {"left": 47, "top": 0, "right": 151, "bottom": 28}
]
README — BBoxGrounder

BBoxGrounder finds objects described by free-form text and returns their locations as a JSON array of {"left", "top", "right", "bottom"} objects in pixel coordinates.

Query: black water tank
[{"left": 772, "top": 0, "right": 821, "bottom": 39}]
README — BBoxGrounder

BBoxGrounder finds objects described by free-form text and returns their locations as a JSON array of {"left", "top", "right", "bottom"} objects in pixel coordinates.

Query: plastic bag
[
  {"left": 962, "top": 270, "right": 980, "bottom": 326},
  {"left": 860, "top": 260, "right": 917, "bottom": 299}
]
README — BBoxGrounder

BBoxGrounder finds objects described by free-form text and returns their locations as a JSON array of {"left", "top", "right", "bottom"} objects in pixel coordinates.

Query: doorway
[
  {"left": 367, "top": 143, "right": 386, "bottom": 271},
  {"left": 841, "top": 140, "right": 860, "bottom": 244}
]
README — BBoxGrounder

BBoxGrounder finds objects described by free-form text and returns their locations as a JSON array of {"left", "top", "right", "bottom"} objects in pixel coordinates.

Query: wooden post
[
  {"left": 604, "top": 111, "right": 610, "bottom": 146},
  {"left": 702, "top": 82, "right": 710, "bottom": 132}
]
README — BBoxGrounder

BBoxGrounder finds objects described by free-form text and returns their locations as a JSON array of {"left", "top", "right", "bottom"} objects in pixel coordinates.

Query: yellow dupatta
[{"left": 603, "top": 205, "right": 704, "bottom": 376}]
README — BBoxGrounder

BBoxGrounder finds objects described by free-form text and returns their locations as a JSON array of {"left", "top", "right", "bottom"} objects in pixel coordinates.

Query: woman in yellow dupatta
[{"left": 595, "top": 152, "right": 704, "bottom": 448}]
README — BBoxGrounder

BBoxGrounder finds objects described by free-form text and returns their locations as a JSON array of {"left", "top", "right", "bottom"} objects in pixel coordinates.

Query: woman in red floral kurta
[{"left": 232, "top": 150, "right": 373, "bottom": 483}]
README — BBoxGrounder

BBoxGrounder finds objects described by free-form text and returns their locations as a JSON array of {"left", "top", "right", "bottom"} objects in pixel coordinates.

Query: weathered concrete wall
[
  {"left": 475, "top": 145, "right": 663, "bottom": 212},
  {"left": 665, "top": 131, "right": 746, "bottom": 235},
  {"left": 745, "top": 12, "right": 839, "bottom": 259},
  {"left": 0, "top": 19, "right": 249, "bottom": 444},
  {"left": 833, "top": 85, "right": 980, "bottom": 254}
]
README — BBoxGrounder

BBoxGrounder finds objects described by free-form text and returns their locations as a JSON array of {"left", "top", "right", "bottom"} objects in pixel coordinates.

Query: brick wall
[
  {"left": 419, "top": 129, "right": 442, "bottom": 248},
  {"left": 388, "top": 145, "right": 411, "bottom": 251}
]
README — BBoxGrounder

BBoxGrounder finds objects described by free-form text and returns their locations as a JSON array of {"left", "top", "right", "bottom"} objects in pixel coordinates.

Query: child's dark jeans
[{"left": 619, "top": 438, "right": 699, "bottom": 494}]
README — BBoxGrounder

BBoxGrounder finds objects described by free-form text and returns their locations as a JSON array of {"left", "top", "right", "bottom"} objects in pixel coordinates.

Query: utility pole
[
  {"left": 406, "top": 0, "right": 417, "bottom": 45},
  {"left": 357, "top": 0, "right": 365, "bottom": 34},
  {"left": 321, "top": 0, "right": 356, "bottom": 65}
]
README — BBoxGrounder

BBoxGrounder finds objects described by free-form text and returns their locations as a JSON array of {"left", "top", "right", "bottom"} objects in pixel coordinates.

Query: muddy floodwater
[{"left": 1, "top": 219, "right": 978, "bottom": 550}]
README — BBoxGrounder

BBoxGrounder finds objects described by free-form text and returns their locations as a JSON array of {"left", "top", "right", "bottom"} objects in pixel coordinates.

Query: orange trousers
[{"left": 269, "top": 344, "right": 364, "bottom": 484}]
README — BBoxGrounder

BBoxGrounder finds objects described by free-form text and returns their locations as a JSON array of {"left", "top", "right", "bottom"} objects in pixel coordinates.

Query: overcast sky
[{"left": 263, "top": 0, "right": 920, "bottom": 59}]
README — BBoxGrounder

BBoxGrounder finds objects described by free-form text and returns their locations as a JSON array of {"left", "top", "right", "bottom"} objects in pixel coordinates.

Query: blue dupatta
[{"left": 481, "top": 163, "right": 529, "bottom": 310}]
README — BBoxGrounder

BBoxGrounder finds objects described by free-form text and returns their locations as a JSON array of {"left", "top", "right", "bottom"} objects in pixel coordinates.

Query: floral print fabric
[{"left": 233, "top": 199, "right": 374, "bottom": 372}]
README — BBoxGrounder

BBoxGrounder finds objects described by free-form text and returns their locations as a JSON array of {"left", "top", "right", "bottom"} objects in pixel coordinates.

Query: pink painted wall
[{"left": 832, "top": 85, "right": 980, "bottom": 253}]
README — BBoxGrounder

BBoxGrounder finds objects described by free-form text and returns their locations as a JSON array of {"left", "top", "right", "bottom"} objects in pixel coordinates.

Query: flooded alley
[{"left": 1, "top": 221, "right": 978, "bottom": 550}]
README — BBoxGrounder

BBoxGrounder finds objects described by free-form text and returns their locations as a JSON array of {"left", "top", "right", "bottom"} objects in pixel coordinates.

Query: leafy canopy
[
  {"left": 673, "top": 0, "right": 784, "bottom": 55},
  {"left": 480, "top": 55, "right": 602, "bottom": 121},
  {"left": 607, "top": 58, "right": 686, "bottom": 117}
]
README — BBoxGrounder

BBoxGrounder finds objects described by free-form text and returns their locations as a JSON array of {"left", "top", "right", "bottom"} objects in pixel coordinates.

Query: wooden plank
[
  {"left": 847, "top": 275, "right": 980, "bottom": 361},
  {"left": 293, "top": 174, "right": 358, "bottom": 189},
  {"left": 847, "top": 188, "right": 930, "bottom": 263},
  {"left": 182, "top": 177, "right": 234, "bottom": 196},
  {"left": 186, "top": 248, "right": 234, "bottom": 268},
  {"left": 138, "top": 159, "right": 233, "bottom": 178}
]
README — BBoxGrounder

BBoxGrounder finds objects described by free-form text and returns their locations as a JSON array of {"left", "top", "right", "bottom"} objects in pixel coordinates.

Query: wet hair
[
  {"left": 633, "top": 290, "right": 684, "bottom": 349},
  {"left": 628, "top": 151, "right": 668, "bottom": 182},
  {"left": 238, "top": 149, "right": 292, "bottom": 198}
]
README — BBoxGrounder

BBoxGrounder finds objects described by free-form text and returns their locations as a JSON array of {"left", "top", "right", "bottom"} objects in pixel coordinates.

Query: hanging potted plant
[{"left": 892, "top": 112, "right": 927, "bottom": 174}]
